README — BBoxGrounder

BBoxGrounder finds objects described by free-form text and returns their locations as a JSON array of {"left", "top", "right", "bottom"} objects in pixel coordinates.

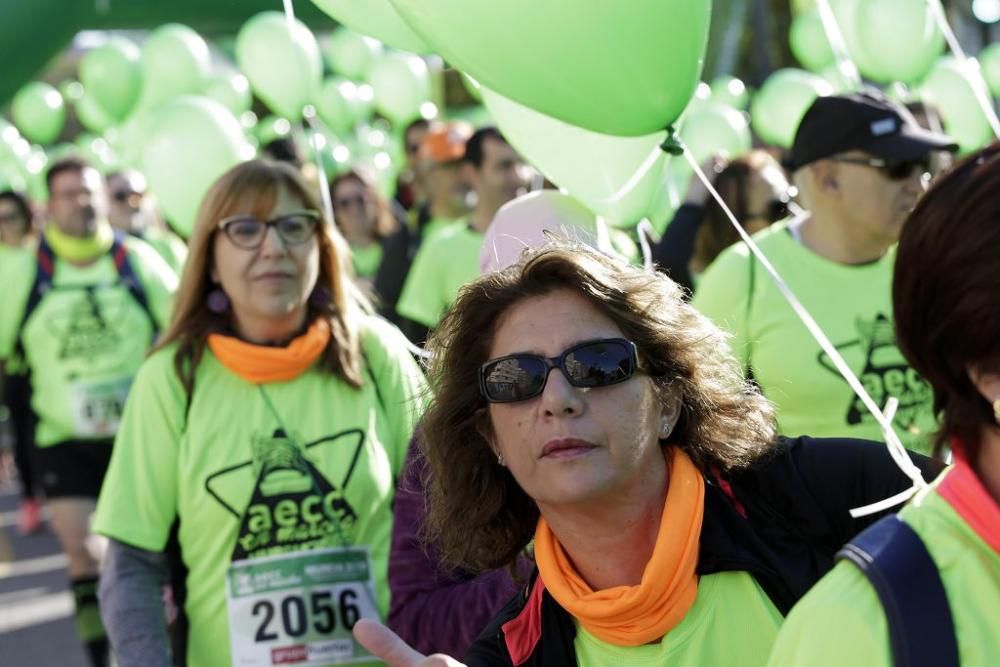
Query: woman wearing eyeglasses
[
  {"left": 348, "top": 243, "right": 941, "bottom": 667},
  {"left": 92, "top": 160, "right": 427, "bottom": 667},
  {"left": 330, "top": 169, "right": 400, "bottom": 282}
]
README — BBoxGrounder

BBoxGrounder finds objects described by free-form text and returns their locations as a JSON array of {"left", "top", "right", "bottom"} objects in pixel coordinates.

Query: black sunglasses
[
  {"left": 747, "top": 195, "right": 792, "bottom": 224},
  {"left": 217, "top": 210, "right": 320, "bottom": 250},
  {"left": 479, "top": 338, "right": 640, "bottom": 403},
  {"left": 829, "top": 156, "right": 931, "bottom": 181}
]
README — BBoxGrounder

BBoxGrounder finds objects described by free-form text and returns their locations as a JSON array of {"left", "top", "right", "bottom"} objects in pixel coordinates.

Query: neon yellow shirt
[
  {"left": 0, "top": 239, "right": 177, "bottom": 446},
  {"left": 768, "top": 471, "right": 1000, "bottom": 666},
  {"left": 396, "top": 222, "right": 482, "bottom": 329},
  {"left": 692, "top": 222, "right": 935, "bottom": 453},
  {"left": 576, "top": 571, "right": 782, "bottom": 666},
  {"left": 93, "top": 315, "right": 427, "bottom": 667},
  {"left": 350, "top": 243, "right": 383, "bottom": 279}
]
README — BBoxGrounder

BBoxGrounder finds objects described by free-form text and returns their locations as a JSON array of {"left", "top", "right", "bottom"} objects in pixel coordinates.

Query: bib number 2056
[{"left": 252, "top": 589, "right": 360, "bottom": 642}]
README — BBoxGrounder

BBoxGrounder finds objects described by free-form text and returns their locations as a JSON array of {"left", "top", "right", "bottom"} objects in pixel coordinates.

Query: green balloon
[
  {"left": 76, "top": 92, "right": 116, "bottom": 133},
  {"left": 709, "top": 76, "right": 749, "bottom": 110},
  {"left": 316, "top": 77, "right": 362, "bottom": 135},
  {"left": 255, "top": 115, "right": 294, "bottom": 145},
  {"left": 858, "top": 0, "right": 944, "bottom": 84},
  {"left": 141, "top": 25, "right": 211, "bottom": 106},
  {"left": 59, "top": 80, "right": 85, "bottom": 103},
  {"left": 141, "top": 96, "right": 253, "bottom": 236},
  {"left": 312, "top": 0, "right": 429, "bottom": 53},
  {"left": 978, "top": 43, "right": 1000, "bottom": 97},
  {"left": 681, "top": 103, "right": 752, "bottom": 164},
  {"left": 482, "top": 86, "right": 667, "bottom": 227},
  {"left": 790, "top": 10, "right": 835, "bottom": 73},
  {"left": 237, "top": 12, "right": 322, "bottom": 122},
  {"left": 203, "top": 71, "right": 253, "bottom": 116},
  {"left": 389, "top": 0, "right": 711, "bottom": 137},
  {"left": 324, "top": 28, "right": 383, "bottom": 80},
  {"left": 751, "top": 69, "right": 833, "bottom": 149},
  {"left": 368, "top": 52, "right": 431, "bottom": 125},
  {"left": 12, "top": 82, "right": 65, "bottom": 145},
  {"left": 460, "top": 72, "right": 484, "bottom": 103},
  {"left": 820, "top": 63, "right": 855, "bottom": 93},
  {"left": 829, "top": 0, "right": 885, "bottom": 81},
  {"left": 919, "top": 57, "right": 993, "bottom": 155},
  {"left": 80, "top": 38, "right": 143, "bottom": 120}
]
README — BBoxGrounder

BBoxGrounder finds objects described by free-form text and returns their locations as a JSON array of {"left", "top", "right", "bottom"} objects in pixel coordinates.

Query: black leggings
[{"left": 5, "top": 372, "right": 37, "bottom": 499}]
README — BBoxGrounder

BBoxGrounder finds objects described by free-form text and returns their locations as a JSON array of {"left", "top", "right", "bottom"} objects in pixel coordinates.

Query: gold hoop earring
[{"left": 993, "top": 398, "right": 1000, "bottom": 425}]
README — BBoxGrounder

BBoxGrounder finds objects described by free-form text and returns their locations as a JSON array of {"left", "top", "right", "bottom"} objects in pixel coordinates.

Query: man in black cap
[{"left": 693, "top": 91, "right": 956, "bottom": 454}]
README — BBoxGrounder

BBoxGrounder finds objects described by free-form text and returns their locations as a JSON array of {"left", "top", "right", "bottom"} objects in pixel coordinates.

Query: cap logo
[{"left": 871, "top": 118, "right": 897, "bottom": 137}]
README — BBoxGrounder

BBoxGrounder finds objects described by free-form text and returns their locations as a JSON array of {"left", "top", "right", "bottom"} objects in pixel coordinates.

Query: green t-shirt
[
  {"left": 396, "top": 222, "right": 483, "bottom": 329},
  {"left": 768, "top": 472, "right": 1000, "bottom": 666},
  {"left": 141, "top": 227, "right": 188, "bottom": 275},
  {"left": 0, "top": 238, "right": 177, "bottom": 446},
  {"left": 351, "top": 243, "right": 383, "bottom": 280},
  {"left": 692, "top": 222, "right": 935, "bottom": 453},
  {"left": 93, "top": 315, "right": 427, "bottom": 667},
  {"left": 576, "top": 571, "right": 782, "bottom": 666}
]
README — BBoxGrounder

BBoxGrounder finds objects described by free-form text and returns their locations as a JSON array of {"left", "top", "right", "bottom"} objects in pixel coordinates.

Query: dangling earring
[
  {"left": 659, "top": 419, "right": 674, "bottom": 440},
  {"left": 496, "top": 452, "right": 505, "bottom": 466},
  {"left": 310, "top": 286, "right": 331, "bottom": 309},
  {"left": 207, "top": 288, "right": 230, "bottom": 314},
  {"left": 993, "top": 398, "right": 1000, "bottom": 425}
]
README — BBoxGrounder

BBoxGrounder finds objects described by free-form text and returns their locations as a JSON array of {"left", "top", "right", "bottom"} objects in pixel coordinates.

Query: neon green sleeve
[
  {"left": 93, "top": 348, "right": 186, "bottom": 551},
  {"left": 768, "top": 561, "right": 891, "bottom": 667},
  {"left": 360, "top": 315, "right": 428, "bottom": 476},
  {"left": 124, "top": 235, "right": 179, "bottom": 329},
  {"left": 396, "top": 236, "right": 447, "bottom": 329},
  {"left": 0, "top": 247, "right": 34, "bottom": 359},
  {"left": 691, "top": 243, "right": 753, "bottom": 367}
]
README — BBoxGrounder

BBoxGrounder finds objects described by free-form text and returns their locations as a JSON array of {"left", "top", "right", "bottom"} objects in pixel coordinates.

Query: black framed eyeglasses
[
  {"left": 828, "top": 156, "right": 931, "bottom": 181},
  {"left": 217, "top": 210, "right": 320, "bottom": 249},
  {"left": 479, "top": 338, "right": 640, "bottom": 404}
]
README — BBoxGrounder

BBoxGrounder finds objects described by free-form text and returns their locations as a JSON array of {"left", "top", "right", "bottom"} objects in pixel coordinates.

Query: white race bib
[
  {"left": 69, "top": 376, "right": 131, "bottom": 437},
  {"left": 226, "top": 546, "right": 379, "bottom": 666}
]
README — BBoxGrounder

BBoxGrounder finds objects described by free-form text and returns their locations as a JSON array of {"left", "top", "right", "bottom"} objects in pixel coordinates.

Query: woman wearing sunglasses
[
  {"left": 351, "top": 243, "right": 940, "bottom": 666},
  {"left": 93, "top": 160, "right": 426, "bottom": 667},
  {"left": 330, "top": 169, "right": 401, "bottom": 282},
  {"left": 770, "top": 144, "right": 1000, "bottom": 666}
]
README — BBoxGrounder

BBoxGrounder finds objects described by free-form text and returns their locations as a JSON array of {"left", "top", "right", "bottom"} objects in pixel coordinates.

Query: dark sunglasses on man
[
  {"left": 827, "top": 156, "right": 932, "bottom": 181},
  {"left": 479, "top": 338, "right": 641, "bottom": 403},
  {"left": 217, "top": 210, "right": 320, "bottom": 250}
]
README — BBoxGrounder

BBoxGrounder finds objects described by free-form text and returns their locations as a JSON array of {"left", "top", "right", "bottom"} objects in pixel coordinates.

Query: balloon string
[
  {"left": 681, "top": 146, "right": 928, "bottom": 515},
  {"left": 925, "top": 0, "right": 1000, "bottom": 138},
  {"left": 302, "top": 110, "right": 337, "bottom": 229},
  {"left": 606, "top": 143, "right": 663, "bottom": 206},
  {"left": 813, "top": 0, "right": 863, "bottom": 90},
  {"left": 281, "top": 0, "right": 298, "bottom": 34},
  {"left": 636, "top": 219, "right": 655, "bottom": 272}
]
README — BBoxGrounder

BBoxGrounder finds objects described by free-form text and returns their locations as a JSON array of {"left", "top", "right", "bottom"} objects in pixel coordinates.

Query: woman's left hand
[{"left": 353, "top": 619, "right": 468, "bottom": 667}]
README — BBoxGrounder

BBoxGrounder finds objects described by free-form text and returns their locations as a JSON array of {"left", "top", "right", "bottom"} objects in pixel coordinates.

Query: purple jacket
[{"left": 387, "top": 437, "right": 527, "bottom": 657}]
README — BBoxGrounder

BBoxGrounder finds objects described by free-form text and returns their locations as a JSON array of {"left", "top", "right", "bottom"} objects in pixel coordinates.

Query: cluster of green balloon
[
  {"left": 918, "top": 57, "right": 995, "bottom": 155},
  {"left": 388, "top": 0, "right": 711, "bottom": 137},
  {"left": 11, "top": 82, "right": 66, "bottom": 145},
  {"left": 367, "top": 52, "right": 433, "bottom": 125},
  {"left": 142, "top": 97, "right": 253, "bottom": 236},
  {"left": 751, "top": 69, "right": 833, "bottom": 148},
  {"left": 237, "top": 12, "right": 322, "bottom": 122},
  {"left": 323, "top": 28, "right": 383, "bottom": 80}
]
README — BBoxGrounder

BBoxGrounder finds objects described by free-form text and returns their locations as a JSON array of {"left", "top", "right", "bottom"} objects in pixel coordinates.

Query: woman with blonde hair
[
  {"left": 351, "top": 243, "right": 940, "bottom": 666},
  {"left": 93, "top": 159, "right": 426, "bottom": 667}
]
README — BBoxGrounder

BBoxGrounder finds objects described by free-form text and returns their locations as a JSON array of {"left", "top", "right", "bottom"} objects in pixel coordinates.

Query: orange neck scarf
[
  {"left": 939, "top": 438, "right": 1000, "bottom": 554},
  {"left": 207, "top": 318, "right": 331, "bottom": 384},
  {"left": 534, "top": 447, "right": 705, "bottom": 647}
]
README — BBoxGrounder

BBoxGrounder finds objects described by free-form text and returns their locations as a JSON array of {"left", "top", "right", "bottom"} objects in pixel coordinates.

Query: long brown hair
[
  {"left": 155, "top": 160, "right": 370, "bottom": 394},
  {"left": 894, "top": 142, "right": 1000, "bottom": 461},
  {"left": 420, "top": 245, "right": 776, "bottom": 573}
]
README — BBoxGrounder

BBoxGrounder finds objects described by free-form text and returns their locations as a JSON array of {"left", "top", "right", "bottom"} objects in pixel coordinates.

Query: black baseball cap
[{"left": 785, "top": 91, "right": 958, "bottom": 172}]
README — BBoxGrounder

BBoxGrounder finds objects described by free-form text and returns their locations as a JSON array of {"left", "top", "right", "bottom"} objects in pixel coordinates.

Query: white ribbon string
[
  {"left": 814, "top": 0, "right": 863, "bottom": 90},
  {"left": 636, "top": 220, "right": 656, "bottom": 272},
  {"left": 926, "top": 0, "right": 1000, "bottom": 138},
  {"left": 682, "top": 149, "right": 928, "bottom": 516}
]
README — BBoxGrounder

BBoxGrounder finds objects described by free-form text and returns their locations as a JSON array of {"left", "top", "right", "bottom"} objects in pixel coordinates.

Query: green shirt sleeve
[
  {"left": 396, "top": 233, "right": 448, "bottom": 329},
  {"left": 93, "top": 349, "right": 186, "bottom": 551},
  {"left": 691, "top": 243, "right": 753, "bottom": 367},
  {"left": 767, "top": 560, "right": 891, "bottom": 667},
  {"left": 124, "top": 235, "right": 179, "bottom": 330},
  {"left": 0, "top": 247, "right": 33, "bottom": 360},
  {"left": 360, "top": 315, "right": 428, "bottom": 476}
]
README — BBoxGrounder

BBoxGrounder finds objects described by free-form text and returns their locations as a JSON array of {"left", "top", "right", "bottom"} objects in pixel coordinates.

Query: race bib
[
  {"left": 227, "top": 547, "right": 379, "bottom": 666},
  {"left": 69, "top": 376, "right": 131, "bottom": 437}
]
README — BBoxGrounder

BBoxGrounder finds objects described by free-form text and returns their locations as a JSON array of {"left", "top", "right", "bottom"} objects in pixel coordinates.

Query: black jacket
[{"left": 465, "top": 436, "right": 944, "bottom": 666}]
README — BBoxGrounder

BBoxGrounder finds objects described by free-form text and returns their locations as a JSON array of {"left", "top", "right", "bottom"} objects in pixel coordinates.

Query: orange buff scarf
[
  {"left": 207, "top": 317, "right": 331, "bottom": 384},
  {"left": 534, "top": 447, "right": 705, "bottom": 647}
]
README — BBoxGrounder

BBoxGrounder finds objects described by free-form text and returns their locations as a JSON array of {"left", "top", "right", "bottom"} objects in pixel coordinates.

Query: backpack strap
[
  {"left": 837, "top": 515, "right": 959, "bottom": 667},
  {"left": 110, "top": 231, "right": 158, "bottom": 340},
  {"left": 12, "top": 235, "right": 58, "bottom": 360}
]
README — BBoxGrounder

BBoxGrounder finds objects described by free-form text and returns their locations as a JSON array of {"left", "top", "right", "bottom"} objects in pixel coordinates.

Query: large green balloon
[
  {"left": 141, "top": 24, "right": 211, "bottom": 106},
  {"left": 141, "top": 96, "right": 253, "bottom": 237},
  {"left": 709, "top": 76, "right": 749, "bottom": 111},
  {"left": 790, "top": 10, "right": 835, "bottom": 72},
  {"left": 389, "top": 0, "right": 711, "bottom": 137},
  {"left": 681, "top": 103, "right": 752, "bottom": 164},
  {"left": 79, "top": 38, "right": 143, "bottom": 120},
  {"left": 482, "top": 86, "right": 667, "bottom": 227},
  {"left": 75, "top": 92, "right": 116, "bottom": 133},
  {"left": 12, "top": 82, "right": 66, "bottom": 145},
  {"left": 751, "top": 69, "right": 832, "bottom": 149},
  {"left": 311, "top": 0, "right": 429, "bottom": 53},
  {"left": 828, "top": 0, "right": 886, "bottom": 81},
  {"left": 237, "top": 12, "right": 322, "bottom": 122},
  {"left": 324, "top": 28, "right": 382, "bottom": 80},
  {"left": 857, "top": 0, "right": 944, "bottom": 84},
  {"left": 368, "top": 52, "right": 431, "bottom": 125},
  {"left": 203, "top": 70, "right": 253, "bottom": 116},
  {"left": 316, "top": 77, "right": 361, "bottom": 135},
  {"left": 919, "top": 57, "right": 994, "bottom": 155},
  {"left": 979, "top": 43, "right": 1000, "bottom": 97}
]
